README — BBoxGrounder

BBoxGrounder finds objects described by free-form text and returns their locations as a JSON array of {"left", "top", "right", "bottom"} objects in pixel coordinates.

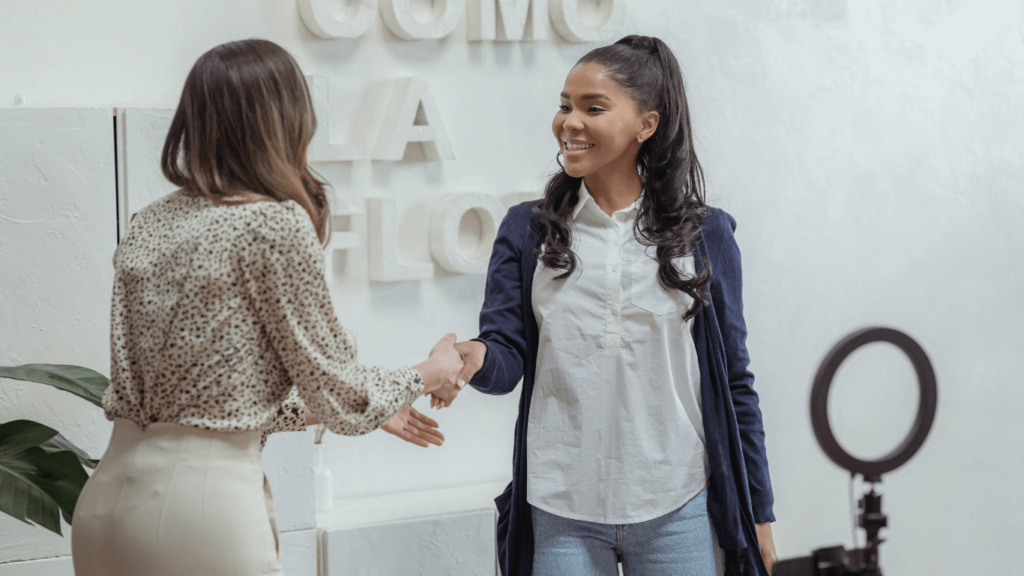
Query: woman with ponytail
[
  {"left": 443, "top": 36, "right": 777, "bottom": 575},
  {"left": 71, "top": 39, "right": 464, "bottom": 576}
]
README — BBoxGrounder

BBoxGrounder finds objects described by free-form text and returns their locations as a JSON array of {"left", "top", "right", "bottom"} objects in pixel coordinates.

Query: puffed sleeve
[
  {"left": 239, "top": 201, "right": 424, "bottom": 437},
  {"left": 260, "top": 387, "right": 307, "bottom": 447}
]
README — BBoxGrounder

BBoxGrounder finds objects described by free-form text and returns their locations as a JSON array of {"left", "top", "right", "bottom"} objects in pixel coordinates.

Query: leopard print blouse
[{"left": 103, "top": 189, "right": 424, "bottom": 442}]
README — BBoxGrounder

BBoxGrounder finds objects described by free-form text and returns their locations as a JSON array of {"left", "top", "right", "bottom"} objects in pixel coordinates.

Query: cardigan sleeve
[
  {"left": 469, "top": 203, "right": 533, "bottom": 396},
  {"left": 705, "top": 208, "right": 776, "bottom": 524}
]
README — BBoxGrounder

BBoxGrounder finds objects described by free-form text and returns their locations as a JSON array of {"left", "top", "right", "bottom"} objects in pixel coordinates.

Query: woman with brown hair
[{"left": 70, "top": 39, "right": 464, "bottom": 576}]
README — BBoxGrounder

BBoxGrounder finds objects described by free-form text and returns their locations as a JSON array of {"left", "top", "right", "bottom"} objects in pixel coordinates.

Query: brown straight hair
[{"left": 161, "top": 39, "right": 330, "bottom": 243}]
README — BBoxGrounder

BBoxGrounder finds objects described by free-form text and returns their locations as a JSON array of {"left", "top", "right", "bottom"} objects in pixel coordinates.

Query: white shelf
[{"left": 316, "top": 480, "right": 507, "bottom": 531}]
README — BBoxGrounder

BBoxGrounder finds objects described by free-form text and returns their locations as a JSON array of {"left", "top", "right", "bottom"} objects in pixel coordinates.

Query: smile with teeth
[{"left": 563, "top": 140, "right": 595, "bottom": 152}]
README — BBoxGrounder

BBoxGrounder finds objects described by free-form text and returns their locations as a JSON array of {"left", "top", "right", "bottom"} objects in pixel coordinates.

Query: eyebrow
[{"left": 560, "top": 91, "right": 611, "bottom": 101}]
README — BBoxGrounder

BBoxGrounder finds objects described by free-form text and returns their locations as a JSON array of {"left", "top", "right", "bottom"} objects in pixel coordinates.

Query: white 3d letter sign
[
  {"left": 297, "top": 0, "right": 622, "bottom": 42},
  {"left": 373, "top": 77, "right": 454, "bottom": 161},
  {"left": 380, "top": 0, "right": 466, "bottom": 40},
  {"left": 468, "top": 0, "right": 548, "bottom": 41},
  {"left": 429, "top": 193, "right": 507, "bottom": 274},
  {"left": 298, "top": 0, "right": 377, "bottom": 38},
  {"left": 306, "top": 76, "right": 365, "bottom": 162},
  {"left": 549, "top": 0, "right": 623, "bottom": 42},
  {"left": 368, "top": 198, "right": 434, "bottom": 282},
  {"left": 324, "top": 229, "right": 361, "bottom": 283}
]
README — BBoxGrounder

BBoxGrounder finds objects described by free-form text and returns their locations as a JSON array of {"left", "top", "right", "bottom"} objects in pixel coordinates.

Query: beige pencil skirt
[{"left": 71, "top": 418, "right": 283, "bottom": 576}]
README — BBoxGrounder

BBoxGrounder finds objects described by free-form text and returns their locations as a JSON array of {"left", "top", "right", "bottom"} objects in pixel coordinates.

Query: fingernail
[{"left": 458, "top": 380, "right": 466, "bottom": 389}]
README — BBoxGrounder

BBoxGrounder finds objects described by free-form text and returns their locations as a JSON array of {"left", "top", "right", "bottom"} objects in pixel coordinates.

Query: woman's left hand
[
  {"left": 756, "top": 522, "right": 777, "bottom": 575},
  {"left": 381, "top": 407, "right": 445, "bottom": 447}
]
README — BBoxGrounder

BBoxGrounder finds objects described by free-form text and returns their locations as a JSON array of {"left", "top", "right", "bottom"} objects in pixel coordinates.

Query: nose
[{"left": 562, "top": 109, "right": 584, "bottom": 132}]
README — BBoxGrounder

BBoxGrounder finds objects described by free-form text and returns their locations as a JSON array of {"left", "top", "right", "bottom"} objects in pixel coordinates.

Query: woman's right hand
[
  {"left": 414, "top": 334, "right": 464, "bottom": 402},
  {"left": 431, "top": 340, "right": 486, "bottom": 409}
]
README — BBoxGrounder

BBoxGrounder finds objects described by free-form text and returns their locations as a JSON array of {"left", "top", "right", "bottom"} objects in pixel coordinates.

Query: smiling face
[{"left": 552, "top": 62, "right": 659, "bottom": 180}]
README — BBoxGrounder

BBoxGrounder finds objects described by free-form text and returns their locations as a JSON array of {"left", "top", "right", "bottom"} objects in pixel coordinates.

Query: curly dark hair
[{"left": 533, "top": 35, "right": 711, "bottom": 319}]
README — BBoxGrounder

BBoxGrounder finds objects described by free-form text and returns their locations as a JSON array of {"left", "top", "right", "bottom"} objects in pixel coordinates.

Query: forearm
[
  {"left": 468, "top": 337, "right": 523, "bottom": 395},
  {"left": 733, "top": 383, "right": 775, "bottom": 522},
  {"left": 299, "top": 365, "right": 423, "bottom": 437}
]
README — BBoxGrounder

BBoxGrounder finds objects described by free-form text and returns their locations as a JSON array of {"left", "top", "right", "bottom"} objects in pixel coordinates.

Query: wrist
[
  {"left": 413, "top": 358, "right": 440, "bottom": 394},
  {"left": 468, "top": 341, "right": 487, "bottom": 380}
]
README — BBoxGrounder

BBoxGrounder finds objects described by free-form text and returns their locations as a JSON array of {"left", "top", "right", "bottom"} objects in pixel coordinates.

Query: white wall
[
  {"left": 0, "top": 108, "right": 117, "bottom": 563},
  {"left": 2, "top": 0, "right": 1023, "bottom": 574}
]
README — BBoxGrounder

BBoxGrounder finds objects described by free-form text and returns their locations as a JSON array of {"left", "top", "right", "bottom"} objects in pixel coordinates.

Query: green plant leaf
[
  {"left": 0, "top": 420, "right": 58, "bottom": 459},
  {"left": 0, "top": 420, "right": 92, "bottom": 536},
  {"left": 0, "top": 441, "right": 89, "bottom": 536},
  {"left": 0, "top": 446, "right": 64, "bottom": 535},
  {"left": 40, "top": 434, "right": 98, "bottom": 469},
  {"left": 0, "top": 365, "right": 110, "bottom": 408}
]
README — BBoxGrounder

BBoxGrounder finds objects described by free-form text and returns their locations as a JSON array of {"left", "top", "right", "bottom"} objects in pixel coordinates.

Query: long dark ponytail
[{"left": 533, "top": 35, "right": 711, "bottom": 319}]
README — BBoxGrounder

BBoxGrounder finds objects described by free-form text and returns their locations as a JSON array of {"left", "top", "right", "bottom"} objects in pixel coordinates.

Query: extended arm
[
  {"left": 468, "top": 206, "right": 533, "bottom": 396},
  {"left": 240, "top": 203, "right": 427, "bottom": 437}
]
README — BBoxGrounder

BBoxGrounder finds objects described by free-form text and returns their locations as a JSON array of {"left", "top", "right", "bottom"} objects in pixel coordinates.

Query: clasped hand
[
  {"left": 429, "top": 339, "right": 485, "bottom": 410},
  {"left": 379, "top": 333, "right": 463, "bottom": 449},
  {"left": 419, "top": 333, "right": 465, "bottom": 407},
  {"left": 381, "top": 335, "right": 485, "bottom": 448}
]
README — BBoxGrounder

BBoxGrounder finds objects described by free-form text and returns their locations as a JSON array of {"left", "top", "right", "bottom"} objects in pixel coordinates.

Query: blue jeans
[{"left": 531, "top": 488, "right": 724, "bottom": 576}]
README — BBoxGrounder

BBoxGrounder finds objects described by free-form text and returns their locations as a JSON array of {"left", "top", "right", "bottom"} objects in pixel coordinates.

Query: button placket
[{"left": 604, "top": 224, "right": 624, "bottom": 349}]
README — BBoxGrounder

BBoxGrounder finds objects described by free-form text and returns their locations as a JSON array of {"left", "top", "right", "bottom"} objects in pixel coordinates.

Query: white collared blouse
[
  {"left": 526, "top": 183, "right": 708, "bottom": 524},
  {"left": 103, "top": 190, "right": 424, "bottom": 443}
]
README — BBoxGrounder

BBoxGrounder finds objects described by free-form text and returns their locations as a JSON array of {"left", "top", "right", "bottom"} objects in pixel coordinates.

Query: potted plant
[{"left": 0, "top": 365, "right": 109, "bottom": 536}]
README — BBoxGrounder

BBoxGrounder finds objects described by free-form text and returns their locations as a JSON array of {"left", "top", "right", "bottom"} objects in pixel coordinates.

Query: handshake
[
  {"left": 304, "top": 334, "right": 487, "bottom": 449},
  {"left": 372, "top": 334, "right": 485, "bottom": 449},
  {"left": 416, "top": 334, "right": 486, "bottom": 411}
]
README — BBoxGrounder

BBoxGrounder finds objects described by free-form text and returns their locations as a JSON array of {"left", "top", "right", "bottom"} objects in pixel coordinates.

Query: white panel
[
  {"left": 280, "top": 528, "right": 318, "bottom": 576},
  {"left": 366, "top": 198, "right": 434, "bottom": 282},
  {"left": 297, "top": 0, "right": 377, "bottom": 39},
  {"left": 0, "top": 556, "right": 73, "bottom": 576},
  {"left": 468, "top": 0, "right": 548, "bottom": 41},
  {"left": 322, "top": 511, "right": 496, "bottom": 576},
  {"left": 380, "top": 0, "right": 465, "bottom": 40},
  {"left": 263, "top": 429, "right": 317, "bottom": 532},
  {"left": 0, "top": 107, "right": 117, "bottom": 563},
  {"left": 548, "top": 0, "right": 624, "bottom": 43},
  {"left": 116, "top": 107, "right": 176, "bottom": 240},
  {"left": 372, "top": 76, "right": 454, "bottom": 161}
]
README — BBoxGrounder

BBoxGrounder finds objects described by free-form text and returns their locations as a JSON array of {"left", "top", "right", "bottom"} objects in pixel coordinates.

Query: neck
[{"left": 582, "top": 156, "right": 642, "bottom": 216}]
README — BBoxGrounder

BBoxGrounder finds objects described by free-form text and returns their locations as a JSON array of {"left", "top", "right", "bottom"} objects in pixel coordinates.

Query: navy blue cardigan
[{"left": 469, "top": 202, "right": 774, "bottom": 576}]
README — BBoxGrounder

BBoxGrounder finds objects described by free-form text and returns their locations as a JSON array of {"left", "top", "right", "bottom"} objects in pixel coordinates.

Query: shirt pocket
[{"left": 626, "top": 253, "right": 695, "bottom": 316}]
